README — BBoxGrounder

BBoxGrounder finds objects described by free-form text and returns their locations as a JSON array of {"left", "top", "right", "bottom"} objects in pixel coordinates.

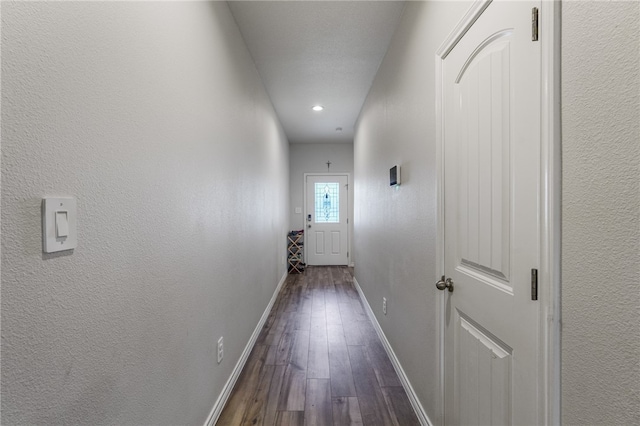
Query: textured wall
[
  {"left": 561, "top": 2, "right": 640, "bottom": 424},
  {"left": 289, "top": 143, "right": 354, "bottom": 263},
  {"left": 354, "top": 2, "right": 470, "bottom": 423},
  {"left": 1, "top": 2, "right": 289, "bottom": 424}
]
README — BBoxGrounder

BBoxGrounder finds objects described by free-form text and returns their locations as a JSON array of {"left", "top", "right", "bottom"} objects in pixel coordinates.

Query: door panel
[
  {"left": 314, "top": 231, "right": 325, "bottom": 255},
  {"left": 455, "top": 33, "right": 511, "bottom": 283},
  {"left": 442, "top": 1, "right": 541, "bottom": 424},
  {"left": 306, "top": 174, "right": 348, "bottom": 265},
  {"left": 331, "top": 231, "right": 341, "bottom": 254},
  {"left": 456, "top": 312, "right": 512, "bottom": 426}
]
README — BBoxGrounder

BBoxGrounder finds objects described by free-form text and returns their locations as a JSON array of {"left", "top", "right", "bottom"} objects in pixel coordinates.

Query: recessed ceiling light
[{"left": 312, "top": 105, "right": 324, "bottom": 112}]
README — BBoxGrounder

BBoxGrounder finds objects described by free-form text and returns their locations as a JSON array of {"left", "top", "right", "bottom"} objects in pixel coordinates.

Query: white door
[
  {"left": 441, "top": 1, "right": 541, "bottom": 424},
  {"left": 305, "top": 174, "right": 349, "bottom": 265}
]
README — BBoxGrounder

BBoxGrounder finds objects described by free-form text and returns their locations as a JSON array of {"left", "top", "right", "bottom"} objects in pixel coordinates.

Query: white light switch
[
  {"left": 55, "top": 211, "right": 69, "bottom": 237},
  {"left": 295, "top": 207, "right": 302, "bottom": 214},
  {"left": 43, "top": 197, "right": 77, "bottom": 253}
]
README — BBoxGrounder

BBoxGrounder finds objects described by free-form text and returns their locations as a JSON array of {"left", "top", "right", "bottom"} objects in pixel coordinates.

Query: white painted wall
[
  {"left": 1, "top": 2, "right": 289, "bottom": 424},
  {"left": 354, "top": 2, "right": 471, "bottom": 423},
  {"left": 289, "top": 143, "right": 354, "bottom": 263},
  {"left": 561, "top": 2, "right": 640, "bottom": 424}
]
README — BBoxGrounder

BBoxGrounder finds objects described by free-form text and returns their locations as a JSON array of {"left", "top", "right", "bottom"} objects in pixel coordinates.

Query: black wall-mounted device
[{"left": 390, "top": 165, "right": 400, "bottom": 186}]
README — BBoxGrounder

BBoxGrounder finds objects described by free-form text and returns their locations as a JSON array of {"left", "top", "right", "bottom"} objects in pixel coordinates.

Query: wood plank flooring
[{"left": 217, "top": 266, "right": 420, "bottom": 426}]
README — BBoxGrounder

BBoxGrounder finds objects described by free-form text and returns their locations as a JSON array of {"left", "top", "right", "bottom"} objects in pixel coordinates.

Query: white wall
[
  {"left": 561, "top": 2, "right": 640, "bottom": 424},
  {"left": 354, "top": 2, "right": 470, "bottom": 423},
  {"left": 1, "top": 2, "right": 289, "bottom": 424},
  {"left": 289, "top": 143, "right": 354, "bottom": 263}
]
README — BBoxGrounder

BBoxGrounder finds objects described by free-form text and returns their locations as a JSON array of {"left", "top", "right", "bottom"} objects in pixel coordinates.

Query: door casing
[{"left": 434, "top": 1, "right": 561, "bottom": 424}]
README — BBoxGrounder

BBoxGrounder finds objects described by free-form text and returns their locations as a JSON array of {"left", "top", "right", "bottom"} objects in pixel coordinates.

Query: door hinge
[
  {"left": 531, "top": 268, "right": 538, "bottom": 301},
  {"left": 531, "top": 7, "right": 539, "bottom": 41},
  {"left": 347, "top": 218, "right": 349, "bottom": 224},
  {"left": 347, "top": 251, "right": 349, "bottom": 258}
]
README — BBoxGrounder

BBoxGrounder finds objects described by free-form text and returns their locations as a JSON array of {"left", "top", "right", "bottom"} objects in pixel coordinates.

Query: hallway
[
  {"left": 217, "top": 266, "right": 420, "bottom": 426},
  {"left": 2, "top": 2, "right": 638, "bottom": 424}
]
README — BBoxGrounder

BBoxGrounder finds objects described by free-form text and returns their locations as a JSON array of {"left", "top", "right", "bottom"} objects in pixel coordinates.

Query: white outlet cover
[{"left": 42, "top": 197, "right": 77, "bottom": 253}]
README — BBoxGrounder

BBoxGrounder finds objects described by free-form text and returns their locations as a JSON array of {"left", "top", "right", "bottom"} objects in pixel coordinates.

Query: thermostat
[{"left": 390, "top": 165, "right": 401, "bottom": 186}]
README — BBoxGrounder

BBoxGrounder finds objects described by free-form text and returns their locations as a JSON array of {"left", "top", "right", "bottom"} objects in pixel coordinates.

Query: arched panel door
[{"left": 441, "top": 1, "right": 541, "bottom": 424}]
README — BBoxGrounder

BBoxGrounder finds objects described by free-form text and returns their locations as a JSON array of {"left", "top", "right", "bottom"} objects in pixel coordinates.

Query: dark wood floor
[{"left": 217, "top": 266, "right": 420, "bottom": 426}]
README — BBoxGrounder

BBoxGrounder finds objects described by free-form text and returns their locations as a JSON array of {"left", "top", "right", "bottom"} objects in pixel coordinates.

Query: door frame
[
  {"left": 434, "top": 1, "right": 561, "bottom": 424},
  {"left": 303, "top": 173, "right": 352, "bottom": 266}
]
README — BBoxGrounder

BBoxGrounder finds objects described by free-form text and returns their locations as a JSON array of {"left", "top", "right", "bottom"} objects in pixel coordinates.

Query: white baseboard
[
  {"left": 352, "top": 277, "right": 433, "bottom": 426},
  {"left": 204, "top": 271, "right": 288, "bottom": 426}
]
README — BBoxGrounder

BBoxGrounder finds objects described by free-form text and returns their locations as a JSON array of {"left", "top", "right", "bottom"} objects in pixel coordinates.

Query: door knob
[{"left": 436, "top": 276, "right": 454, "bottom": 292}]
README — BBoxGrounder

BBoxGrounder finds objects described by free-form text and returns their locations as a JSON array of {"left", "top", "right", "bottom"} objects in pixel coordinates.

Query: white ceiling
[{"left": 228, "top": 1, "right": 406, "bottom": 144}]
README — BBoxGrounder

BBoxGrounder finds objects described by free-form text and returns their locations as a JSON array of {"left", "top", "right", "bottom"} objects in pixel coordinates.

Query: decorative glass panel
[{"left": 314, "top": 183, "right": 340, "bottom": 223}]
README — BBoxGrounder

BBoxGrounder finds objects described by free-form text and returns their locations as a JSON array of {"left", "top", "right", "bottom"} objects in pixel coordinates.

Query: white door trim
[
  {"left": 539, "top": 2, "right": 562, "bottom": 424},
  {"left": 303, "top": 173, "right": 351, "bottom": 266},
  {"left": 434, "top": 1, "right": 561, "bottom": 424}
]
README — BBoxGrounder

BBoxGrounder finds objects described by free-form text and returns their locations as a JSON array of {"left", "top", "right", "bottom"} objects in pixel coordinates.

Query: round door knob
[{"left": 436, "top": 276, "right": 454, "bottom": 292}]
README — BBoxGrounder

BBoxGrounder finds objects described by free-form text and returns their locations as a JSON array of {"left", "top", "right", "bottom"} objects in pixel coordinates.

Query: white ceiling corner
[{"left": 228, "top": 1, "right": 406, "bottom": 144}]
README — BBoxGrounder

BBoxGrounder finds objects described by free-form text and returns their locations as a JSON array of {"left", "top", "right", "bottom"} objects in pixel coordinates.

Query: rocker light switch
[
  {"left": 55, "top": 211, "right": 69, "bottom": 237},
  {"left": 43, "top": 197, "right": 77, "bottom": 253}
]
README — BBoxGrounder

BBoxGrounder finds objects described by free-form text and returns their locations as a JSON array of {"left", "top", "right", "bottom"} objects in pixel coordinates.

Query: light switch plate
[{"left": 42, "top": 197, "right": 77, "bottom": 253}]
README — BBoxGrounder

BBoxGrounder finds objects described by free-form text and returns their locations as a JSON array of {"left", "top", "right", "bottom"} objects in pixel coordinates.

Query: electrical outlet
[
  {"left": 383, "top": 297, "right": 387, "bottom": 315},
  {"left": 217, "top": 337, "right": 224, "bottom": 364}
]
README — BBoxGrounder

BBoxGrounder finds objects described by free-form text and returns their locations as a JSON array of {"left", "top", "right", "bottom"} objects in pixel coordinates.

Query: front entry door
[
  {"left": 441, "top": 1, "right": 541, "bottom": 424},
  {"left": 305, "top": 174, "right": 348, "bottom": 265}
]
